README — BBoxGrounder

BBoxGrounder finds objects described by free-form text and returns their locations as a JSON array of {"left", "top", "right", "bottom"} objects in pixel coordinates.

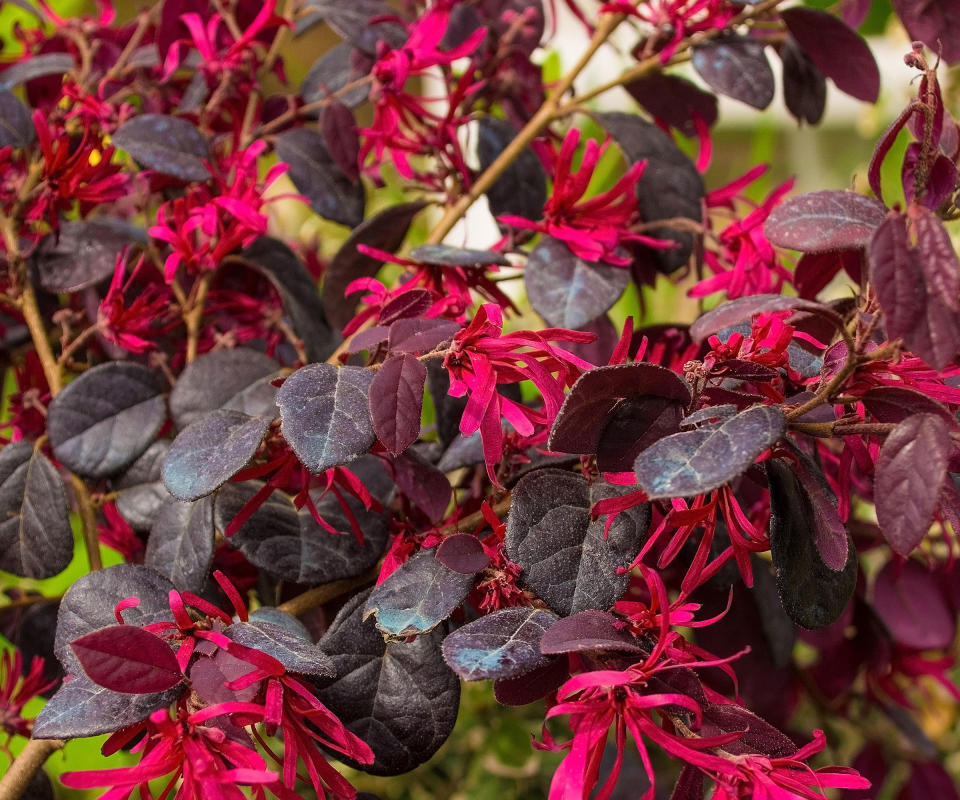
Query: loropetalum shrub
[{"left": 2, "top": 0, "right": 960, "bottom": 798}]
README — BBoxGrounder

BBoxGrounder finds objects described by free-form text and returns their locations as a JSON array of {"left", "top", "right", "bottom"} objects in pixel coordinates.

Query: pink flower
[
  {"left": 499, "top": 129, "right": 672, "bottom": 265},
  {"left": 98, "top": 255, "right": 173, "bottom": 354},
  {"left": 0, "top": 650, "right": 56, "bottom": 743}
]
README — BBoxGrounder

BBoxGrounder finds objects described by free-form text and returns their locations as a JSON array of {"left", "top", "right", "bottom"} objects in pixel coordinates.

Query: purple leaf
[
  {"left": 670, "top": 767, "right": 705, "bottom": 800},
  {"left": 493, "top": 655, "right": 569, "bottom": 706},
  {"left": 0, "top": 441, "right": 73, "bottom": 579},
  {"left": 409, "top": 244, "right": 510, "bottom": 269},
  {"left": 779, "top": 40, "right": 826, "bottom": 125},
  {"left": 634, "top": 406, "right": 786, "bottom": 500},
  {"left": 869, "top": 209, "right": 960, "bottom": 369},
  {"left": 274, "top": 127, "right": 364, "bottom": 227},
  {"left": 625, "top": 72, "right": 718, "bottom": 136},
  {"left": 767, "top": 460, "right": 857, "bottom": 629},
  {"left": 189, "top": 648, "right": 260, "bottom": 706},
  {"left": 0, "top": 52, "right": 74, "bottom": 90},
  {"left": 868, "top": 104, "right": 914, "bottom": 204},
  {"left": 689, "top": 295, "right": 828, "bottom": 342},
  {"left": 872, "top": 560, "right": 955, "bottom": 650},
  {"left": 391, "top": 449, "right": 451, "bottom": 522},
  {"left": 899, "top": 762, "right": 960, "bottom": 800},
  {"left": 891, "top": 0, "right": 960, "bottom": 64},
  {"left": 435, "top": 533, "right": 490, "bottom": 574},
  {"left": 539, "top": 610, "right": 644, "bottom": 655},
  {"left": 505, "top": 470, "right": 650, "bottom": 616},
  {"left": 441, "top": 607, "right": 558, "bottom": 680},
  {"left": 71, "top": 625, "right": 182, "bottom": 694},
  {"left": 47, "top": 362, "right": 166, "bottom": 479},
  {"left": 379, "top": 288, "right": 432, "bottom": 324},
  {"left": 225, "top": 618, "right": 334, "bottom": 676},
  {"left": 781, "top": 8, "right": 880, "bottom": 102},
  {"left": 902, "top": 142, "right": 959, "bottom": 209},
  {"left": 793, "top": 249, "right": 862, "bottom": 299},
  {"left": 144, "top": 497, "right": 215, "bottom": 593},
  {"left": 389, "top": 317, "right": 459, "bottom": 354},
  {"left": 764, "top": 190, "right": 887, "bottom": 253},
  {"left": 863, "top": 385, "right": 958, "bottom": 428},
  {"left": 790, "top": 450, "right": 848, "bottom": 570},
  {"left": 34, "top": 218, "right": 146, "bottom": 293},
  {"left": 525, "top": 236, "right": 629, "bottom": 329},
  {"left": 277, "top": 363, "right": 376, "bottom": 473},
  {"left": 0, "top": 91, "right": 34, "bottom": 148},
  {"left": 364, "top": 551, "right": 475, "bottom": 638},
  {"left": 324, "top": 201, "right": 427, "bottom": 328},
  {"left": 692, "top": 36, "right": 775, "bottom": 109},
  {"left": 321, "top": 101, "right": 360, "bottom": 181},
  {"left": 699, "top": 703, "right": 797, "bottom": 757},
  {"left": 477, "top": 116, "right": 547, "bottom": 222},
  {"left": 875, "top": 413, "right": 950, "bottom": 556},
  {"left": 112, "top": 114, "right": 209, "bottom": 182},
  {"left": 301, "top": 43, "right": 370, "bottom": 108},
  {"left": 369, "top": 354, "right": 425, "bottom": 455}
]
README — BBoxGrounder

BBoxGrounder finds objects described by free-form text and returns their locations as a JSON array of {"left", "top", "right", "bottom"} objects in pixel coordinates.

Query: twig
[
  {"left": 277, "top": 567, "right": 379, "bottom": 617},
  {"left": 0, "top": 738, "right": 64, "bottom": 800},
  {"left": 184, "top": 273, "right": 215, "bottom": 364}
]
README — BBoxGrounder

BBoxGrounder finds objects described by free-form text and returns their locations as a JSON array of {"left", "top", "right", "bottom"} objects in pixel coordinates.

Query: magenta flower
[
  {"left": 98, "top": 255, "right": 173, "bottom": 354},
  {"left": 0, "top": 650, "right": 56, "bottom": 745},
  {"left": 499, "top": 129, "right": 672, "bottom": 265}
]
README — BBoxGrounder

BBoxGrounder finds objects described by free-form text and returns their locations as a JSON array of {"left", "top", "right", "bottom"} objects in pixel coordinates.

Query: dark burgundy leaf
[
  {"left": 540, "top": 610, "right": 644, "bottom": 655},
  {"left": 144, "top": 497, "right": 215, "bottom": 593},
  {"left": 493, "top": 655, "right": 569, "bottom": 706},
  {"left": 0, "top": 442, "right": 73, "bottom": 579},
  {"left": 225, "top": 619, "right": 334, "bottom": 676},
  {"left": 525, "top": 236, "right": 629, "bottom": 329},
  {"left": 477, "top": 116, "right": 547, "bottom": 222},
  {"left": 566, "top": 314, "right": 619, "bottom": 365},
  {"left": 868, "top": 104, "right": 914, "bottom": 203},
  {"left": 781, "top": 8, "right": 879, "bottom": 102},
  {"left": 169, "top": 347, "right": 279, "bottom": 430},
  {"left": 891, "top": 0, "right": 960, "bottom": 64},
  {"left": 625, "top": 72, "right": 718, "bottom": 136},
  {"left": 0, "top": 53, "right": 74, "bottom": 89},
  {"left": 671, "top": 767, "right": 705, "bottom": 800},
  {"left": 690, "top": 294, "right": 828, "bottom": 342},
  {"left": 189, "top": 648, "right": 260, "bottom": 707},
  {"left": 692, "top": 37, "right": 775, "bottom": 109},
  {"left": 321, "top": 101, "right": 360, "bottom": 181},
  {"left": 301, "top": 43, "right": 370, "bottom": 109},
  {"left": 388, "top": 317, "right": 459, "bottom": 354},
  {"left": 409, "top": 244, "right": 510, "bottom": 268},
  {"left": 241, "top": 237, "right": 338, "bottom": 362},
  {"left": 324, "top": 201, "right": 427, "bottom": 328},
  {"left": 71, "top": 625, "right": 182, "bottom": 694},
  {"left": 54, "top": 564, "right": 175, "bottom": 677},
  {"left": 549, "top": 363, "right": 691, "bottom": 458},
  {"left": 301, "top": 0, "right": 406, "bottom": 53},
  {"left": 112, "top": 114, "right": 209, "bottom": 181},
  {"left": 33, "top": 673, "right": 182, "bottom": 739},
  {"left": 277, "top": 363, "right": 375, "bottom": 473},
  {"left": 598, "top": 111, "right": 704, "bottom": 272},
  {"left": 217, "top": 471, "right": 391, "bottom": 584},
  {"left": 714, "top": 359, "right": 780, "bottom": 382},
  {"left": 391, "top": 450, "right": 451, "bottom": 522},
  {"left": 0, "top": 593, "right": 61, "bottom": 685},
  {"left": 436, "top": 431, "right": 483, "bottom": 472},
  {"left": 681, "top": 405, "right": 738, "bottom": 428},
  {"left": 316, "top": 590, "right": 460, "bottom": 775},
  {"left": 596, "top": 396, "right": 686, "bottom": 472},
  {"left": 793, "top": 249, "right": 862, "bottom": 299},
  {"left": 873, "top": 560, "right": 954, "bottom": 649},
  {"left": 349, "top": 325, "right": 390, "bottom": 353},
  {"left": 863, "top": 385, "right": 957, "bottom": 427},
  {"left": 764, "top": 190, "right": 887, "bottom": 253},
  {"left": 875, "top": 413, "right": 950, "bottom": 555},
  {"left": 34, "top": 218, "right": 146, "bottom": 293},
  {"left": 789, "top": 449, "right": 848, "bottom": 570},
  {"left": 899, "top": 762, "right": 960, "bottom": 800},
  {"left": 274, "top": 128, "right": 364, "bottom": 227},
  {"left": 435, "top": 533, "right": 490, "bottom": 574},
  {"left": 699, "top": 703, "right": 797, "bottom": 757},
  {"left": 869, "top": 209, "right": 960, "bottom": 369},
  {"left": 505, "top": 470, "right": 650, "bottom": 616},
  {"left": 779, "top": 40, "right": 826, "bottom": 125},
  {"left": 162, "top": 409, "right": 270, "bottom": 501},
  {"left": 47, "top": 362, "right": 166, "bottom": 479},
  {"left": 634, "top": 406, "right": 786, "bottom": 500},
  {"left": 441, "top": 607, "right": 558, "bottom": 680},
  {"left": 379, "top": 289, "right": 432, "bottom": 324},
  {"left": 369, "top": 353, "right": 425, "bottom": 455},
  {"left": 767, "top": 460, "right": 857, "bottom": 628},
  {"left": 364, "top": 551, "right": 475, "bottom": 638},
  {"left": 0, "top": 90, "right": 35, "bottom": 148}
]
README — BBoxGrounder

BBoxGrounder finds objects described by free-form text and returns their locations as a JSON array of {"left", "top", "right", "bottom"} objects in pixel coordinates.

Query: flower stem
[
  {"left": 184, "top": 272, "right": 215, "bottom": 364},
  {"left": 0, "top": 738, "right": 64, "bottom": 800}
]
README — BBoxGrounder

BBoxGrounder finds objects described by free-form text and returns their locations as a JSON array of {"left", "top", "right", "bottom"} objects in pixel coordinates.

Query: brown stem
[
  {"left": 57, "top": 324, "right": 100, "bottom": 366},
  {"left": 184, "top": 273, "right": 215, "bottom": 364},
  {"left": 72, "top": 474, "right": 102, "bottom": 572},
  {"left": 789, "top": 420, "right": 897, "bottom": 438},
  {"left": 103, "top": 8, "right": 154, "bottom": 82},
  {"left": 0, "top": 738, "right": 64, "bottom": 800},
  {"left": 277, "top": 567, "right": 379, "bottom": 617},
  {"left": 442, "top": 494, "right": 512, "bottom": 533}
]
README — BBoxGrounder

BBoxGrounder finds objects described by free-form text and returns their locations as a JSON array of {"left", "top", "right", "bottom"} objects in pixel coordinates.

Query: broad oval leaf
[
  {"left": 764, "top": 190, "right": 887, "bottom": 253},
  {"left": 435, "top": 533, "right": 490, "bottom": 574},
  {"left": 409, "top": 244, "right": 509, "bottom": 268},
  {"left": 872, "top": 560, "right": 955, "bottom": 650},
  {"left": 493, "top": 656, "right": 569, "bottom": 706},
  {"left": 540, "top": 610, "right": 645, "bottom": 655},
  {"left": 779, "top": 40, "right": 826, "bottom": 126},
  {"left": 0, "top": 52, "right": 74, "bottom": 90},
  {"left": 891, "top": 0, "right": 960, "bottom": 64},
  {"left": 767, "top": 460, "right": 857, "bottom": 629},
  {"left": 54, "top": 564, "right": 175, "bottom": 676},
  {"left": 301, "top": 43, "right": 370, "bottom": 108},
  {"left": 862, "top": 385, "right": 957, "bottom": 427},
  {"left": 634, "top": 405, "right": 786, "bottom": 500},
  {"left": 875, "top": 413, "right": 950, "bottom": 556},
  {"left": 363, "top": 551, "right": 475, "bottom": 639},
  {"left": 525, "top": 236, "right": 629, "bottom": 329},
  {"left": 477, "top": 116, "right": 547, "bottom": 222},
  {"left": 169, "top": 347, "right": 280, "bottom": 430},
  {"left": 505, "top": 469, "right": 650, "bottom": 617},
  {"left": 226, "top": 618, "right": 333, "bottom": 676},
  {"left": 114, "top": 441, "right": 171, "bottom": 532},
  {"left": 0, "top": 90, "right": 35, "bottom": 148},
  {"left": 277, "top": 363, "right": 376, "bottom": 473},
  {"left": 781, "top": 8, "right": 880, "bottom": 103},
  {"left": 316, "top": 590, "right": 460, "bottom": 776},
  {"left": 369, "top": 353, "right": 425, "bottom": 455},
  {"left": 162, "top": 409, "right": 270, "bottom": 500},
  {"left": 790, "top": 450, "right": 848, "bottom": 571},
  {"left": 0, "top": 441, "right": 73, "bottom": 578},
  {"left": 144, "top": 497, "right": 215, "bottom": 593},
  {"left": 321, "top": 101, "right": 360, "bottom": 181},
  {"left": 441, "top": 607, "right": 558, "bottom": 681},
  {"left": 71, "top": 624, "right": 182, "bottom": 694},
  {"left": 692, "top": 37, "right": 775, "bottom": 109},
  {"left": 625, "top": 72, "right": 718, "bottom": 137},
  {"left": 112, "top": 114, "right": 210, "bottom": 181},
  {"left": 689, "top": 294, "right": 828, "bottom": 343},
  {"left": 274, "top": 128, "right": 364, "bottom": 227},
  {"left": 34, "top": 218, "right": 146, "bottom": 293},
  {"left": 388, "top": 317, "right": 459, "bottom": 354},
  {"left": 47, "top": 362, "right": 166, "bottom": 479}
]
